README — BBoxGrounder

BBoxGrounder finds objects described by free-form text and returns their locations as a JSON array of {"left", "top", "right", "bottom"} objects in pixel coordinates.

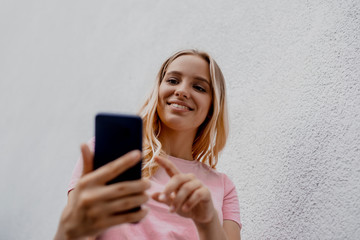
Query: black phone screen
[{"left": 93, "top": 113, "right": 142, "bottom": 185}]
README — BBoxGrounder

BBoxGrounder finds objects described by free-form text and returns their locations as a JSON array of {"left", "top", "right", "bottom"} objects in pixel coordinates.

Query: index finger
[{"left": 154, "top": 155, "right": 181, "bottom": 177}]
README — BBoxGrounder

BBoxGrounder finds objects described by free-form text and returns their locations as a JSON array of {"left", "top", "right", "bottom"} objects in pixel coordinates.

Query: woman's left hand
[{"left": 152, "top": 156, "right": 216, "bottom": 224}]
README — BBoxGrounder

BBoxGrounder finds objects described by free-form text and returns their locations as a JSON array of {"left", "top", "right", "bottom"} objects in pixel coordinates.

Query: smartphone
[{"left": 93, "top": 113, "right": 142, "bottom": 185}]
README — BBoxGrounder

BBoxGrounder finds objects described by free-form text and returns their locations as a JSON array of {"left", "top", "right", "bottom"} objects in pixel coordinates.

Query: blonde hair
[{"left": 138, "top": 49, "right": 229, "bottom": 177}]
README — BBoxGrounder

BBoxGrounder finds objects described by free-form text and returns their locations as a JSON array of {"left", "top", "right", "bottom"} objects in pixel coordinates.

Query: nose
[{"left": 174, "top": 84, "right": 189, "bottom": 99}]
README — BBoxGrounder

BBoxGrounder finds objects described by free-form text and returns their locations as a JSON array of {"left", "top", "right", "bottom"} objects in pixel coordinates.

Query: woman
[{"left": 55, "top": 49, "right": 241, "bottom": 239}]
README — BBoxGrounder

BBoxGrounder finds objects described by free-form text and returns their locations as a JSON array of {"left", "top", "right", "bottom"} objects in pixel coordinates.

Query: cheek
[
  {"left": 158, "top": 85, "right": 166, "bottom": 105},
  {"left": 157, "top": 84, "right": 171, "bottom": 113},
  {"left": 197, "top": 96, "right": 212, "bottom": 120},
  {"left": 158, "top": 83, "right": 171, "bottom": 100}
]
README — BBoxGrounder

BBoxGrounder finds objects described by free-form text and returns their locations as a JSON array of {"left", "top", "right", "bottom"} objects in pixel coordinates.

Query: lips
[{"left": 167, "top": 100, "right": 194, "bottom": 111}]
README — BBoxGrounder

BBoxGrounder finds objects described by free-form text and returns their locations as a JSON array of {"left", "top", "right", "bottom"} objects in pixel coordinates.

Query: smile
[{"left": 167, "top": 102, "right": 193, "bottom": 111}]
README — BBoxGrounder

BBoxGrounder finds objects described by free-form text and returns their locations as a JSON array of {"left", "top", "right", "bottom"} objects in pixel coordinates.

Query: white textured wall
[{"left": 0, "top": 0, "right": 359, "bottom": 239}]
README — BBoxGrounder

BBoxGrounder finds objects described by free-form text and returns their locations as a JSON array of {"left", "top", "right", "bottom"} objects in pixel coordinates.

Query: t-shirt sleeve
[
  {"left": 68, "top": 138, "right": 95, "bottom": 193},
  {"left": 222, "top": 174, "right": 242, "bottom": 230}
]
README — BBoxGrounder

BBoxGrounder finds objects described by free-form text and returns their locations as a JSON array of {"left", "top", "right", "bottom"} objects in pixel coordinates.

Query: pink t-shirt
[{"left": 68, "top": 141, "right": 241, "bottom": 239}]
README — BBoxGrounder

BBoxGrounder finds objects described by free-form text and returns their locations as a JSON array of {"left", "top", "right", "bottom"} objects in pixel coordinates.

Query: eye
[
  {"left": 166, "top": 78, "right": 179, "bottom": 85},
  {"left": 193, "top": 85, "right": 206, "bottom": 93}
]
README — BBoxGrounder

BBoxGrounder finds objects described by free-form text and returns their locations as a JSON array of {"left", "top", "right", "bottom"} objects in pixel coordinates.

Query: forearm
[{"left": 194, "top": 212, "right": 228, "bottom": 240}]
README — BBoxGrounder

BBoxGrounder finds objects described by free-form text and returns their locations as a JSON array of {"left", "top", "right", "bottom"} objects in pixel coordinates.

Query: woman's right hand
[{"left": 55, "top": 144, "right": 150, "bottom": 240}]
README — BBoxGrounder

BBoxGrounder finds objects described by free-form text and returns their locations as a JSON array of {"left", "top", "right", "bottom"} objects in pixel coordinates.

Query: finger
[
  {"left": 108, "top": 179, "right": 151, "bottom": 199},
  {"left": 151, "top": 192, "right": 163, "bottom": 203},
  {"left": 106, "top": 193, "right": 149, "bottom": 214},
  {"left": 100, "top": 207, "right": 149, "bottom": 228},
  {"left": 81, "top": 143, "right": 94, "bottom": 176},
  {"left": 88, "top": 193, "right": 149, "bottom": 218},
  {"left": 154, "top": 156, "right": 181, "bottom": 177},
  {"left": 151, "top": 192, "right": 172, "bottom": 206},
  {"left": 84, "top": 179, "right": 151, "bottom": 204},
  {"left": 182, "top": 187, "right": 209, "bottom": 212},
  {"left": 172, "top": 179, "right": 202, "bottom": 212},
  {"left": 72, "top": 208, "right": 149, "bottom": 238},
  {"left": 90, "top": 150, "right": 141, "bottom": 184},
  {"left": 163, "top": 173, "right": 195, "bottom": 197}
]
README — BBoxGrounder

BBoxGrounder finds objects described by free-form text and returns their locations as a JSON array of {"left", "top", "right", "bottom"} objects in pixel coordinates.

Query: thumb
[
  {"left": 80, "top": 143, "right": 94, "bottom": 176},
  {"left": 151, "top": 192, "right": 173, "bottom": 206}
]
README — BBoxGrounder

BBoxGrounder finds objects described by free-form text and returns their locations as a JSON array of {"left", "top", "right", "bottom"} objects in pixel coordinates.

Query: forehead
[{"left": 165, "top": 55, "right": 211, "bottom": 81}]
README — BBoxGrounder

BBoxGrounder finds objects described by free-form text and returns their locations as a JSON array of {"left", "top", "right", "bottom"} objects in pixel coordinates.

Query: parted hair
[{"left": 138, "top": 49, "right": 229, "bottom": 177}]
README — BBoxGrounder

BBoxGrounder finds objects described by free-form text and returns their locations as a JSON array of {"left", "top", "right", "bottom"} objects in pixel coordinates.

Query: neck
[{"left": 158, "top": 124, "right": 197, "bottom": 161}]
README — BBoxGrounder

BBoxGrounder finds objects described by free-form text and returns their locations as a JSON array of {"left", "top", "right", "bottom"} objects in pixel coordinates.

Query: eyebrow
[{"left": 166, "top": 71, "right": 210, "bottom": 86}]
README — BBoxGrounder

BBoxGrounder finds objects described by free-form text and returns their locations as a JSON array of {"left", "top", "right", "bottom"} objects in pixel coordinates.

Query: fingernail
[
  {"left": 131, "top": 150, "right": 140, "bottom": 158},
  {"left": 159, "top": 193, "right": 166, "bottom": 201},
  {"left": 170, "top": 192, "right": 176, "bottom": 199}
]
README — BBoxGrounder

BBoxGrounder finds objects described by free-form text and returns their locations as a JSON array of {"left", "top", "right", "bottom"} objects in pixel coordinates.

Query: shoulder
[
  {"left": 196, "top": 162, "right": 235, "bottom": 186},
  {"left": 203, "top": 163, "right": 238, "bottom": 194},
  {"left": 199, "top": 161, "right": 231, "bottom": 178}
]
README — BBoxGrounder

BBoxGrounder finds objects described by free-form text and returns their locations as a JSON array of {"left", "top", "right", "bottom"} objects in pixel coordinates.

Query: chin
[{"left": 160, "top": 116, "right": 195, "bottom": 132}]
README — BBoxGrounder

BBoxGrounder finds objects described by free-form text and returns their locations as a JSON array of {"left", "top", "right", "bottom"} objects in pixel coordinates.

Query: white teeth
[{"left": 171, "top": 103, "right": 189, "bottom": 110}]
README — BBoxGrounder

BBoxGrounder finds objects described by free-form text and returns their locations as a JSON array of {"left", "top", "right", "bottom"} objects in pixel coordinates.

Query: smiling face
[{"left": 157, "top": 54, "right": 212, "bottom": 133}]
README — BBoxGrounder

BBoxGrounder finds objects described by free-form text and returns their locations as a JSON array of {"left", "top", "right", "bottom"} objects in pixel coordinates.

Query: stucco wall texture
[{"left": 0, "top": 0, "right": 359, "bottom": 239}]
